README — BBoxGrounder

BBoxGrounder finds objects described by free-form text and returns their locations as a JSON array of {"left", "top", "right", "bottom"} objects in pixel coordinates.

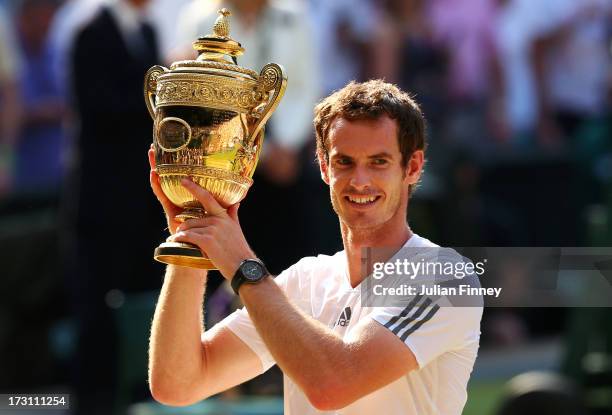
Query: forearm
[
  {"left": 240, "top": 278, "right": 351, "bottom": 404},
  {"left": 149, "top": 265, "right": 207, "bottom": 400}
]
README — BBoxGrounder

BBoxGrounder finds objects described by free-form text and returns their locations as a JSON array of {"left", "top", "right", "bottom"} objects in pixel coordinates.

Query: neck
[{"left": 341, "top": 217, "right": 412, "bottom": 288}]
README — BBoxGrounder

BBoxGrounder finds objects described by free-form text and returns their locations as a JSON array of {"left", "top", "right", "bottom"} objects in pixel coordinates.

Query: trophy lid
[
  {"left": 145, "top": 6, "right": 286, "bottom": 120},
  {"left": 193, "top": 8, "right": 243, "bottom": 62},
  {"left": 169, "top": 8, "right": 258, "bottom": 79}
]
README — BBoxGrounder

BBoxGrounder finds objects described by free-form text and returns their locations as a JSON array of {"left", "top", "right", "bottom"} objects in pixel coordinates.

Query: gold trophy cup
[{"left": 144, "top": 9, "right": 287, "bottom": 269}]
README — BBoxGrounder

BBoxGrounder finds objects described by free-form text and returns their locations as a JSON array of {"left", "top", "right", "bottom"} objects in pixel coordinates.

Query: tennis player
[{"left": 148, "top": 80, "right": 483, "bottom": 414}]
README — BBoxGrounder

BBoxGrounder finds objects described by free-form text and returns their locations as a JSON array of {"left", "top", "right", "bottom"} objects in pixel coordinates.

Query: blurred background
[{"left": 0, "top": 0, "right": 611, "bottom": 414}]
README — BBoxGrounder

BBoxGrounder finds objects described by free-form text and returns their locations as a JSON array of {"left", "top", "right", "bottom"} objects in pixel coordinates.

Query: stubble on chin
[
  {"left": 337, "top": 195, "right": 405, "bottom": 236},
  {"left": 333, "top": 199, "right": 382, "bottom": 235}
]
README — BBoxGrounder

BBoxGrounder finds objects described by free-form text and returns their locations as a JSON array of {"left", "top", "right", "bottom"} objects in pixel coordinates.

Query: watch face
[{"left": 242, "top": 261, "right": 264, "bottom": 281}]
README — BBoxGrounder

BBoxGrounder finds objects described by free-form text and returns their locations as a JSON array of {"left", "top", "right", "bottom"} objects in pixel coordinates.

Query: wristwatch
[{"left": 231, "top": 259, "right": 269, "bottom": 295}]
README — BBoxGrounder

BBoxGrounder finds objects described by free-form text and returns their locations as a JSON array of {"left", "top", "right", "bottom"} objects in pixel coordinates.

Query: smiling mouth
[{"left": 344, "top": 195, "right": 381, "bottom": 206}]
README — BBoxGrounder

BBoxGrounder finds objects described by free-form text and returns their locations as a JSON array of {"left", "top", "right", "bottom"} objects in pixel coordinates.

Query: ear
[
  {"left": 404, "top": 150, "right": 424, "bottom": 186},
  {"left": 318, "top": 152, "right": 330, "bottom": 185}
]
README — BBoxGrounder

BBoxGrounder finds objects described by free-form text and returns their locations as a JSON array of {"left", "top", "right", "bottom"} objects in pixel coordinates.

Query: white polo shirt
[{"left": 220, "top": 234, "right": 483, "bottom": 414}]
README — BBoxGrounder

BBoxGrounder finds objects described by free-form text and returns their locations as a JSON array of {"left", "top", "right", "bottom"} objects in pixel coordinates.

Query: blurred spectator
[
  {"left": 428, "top": 0, "right": 499, "bottom": 103},
  {"left": 374, "top": 0, "right": 449, "bottom": 190},
  {"left": 172, "top": 0, "right": 320, "bottom": 274},
  {"left": 532, "top": 0, "right": 612, "bottom": 142},
  {"left": 68, "top": 0, "right": 165, "bottom": 412},
  {"left": 14, "top": 0, "right": 66, "bottom": 196},
  {"left": 47, "top": 0, "right": 105, "bottom": 99},
  {"left": 376, "top": 0, "right": 503, "bottom": 168},
  {"left": 0, "top": 5, "right": 23, "bottom": 196},
  {"left": 376, "top": 0, "right": 448, "bottom": 127},
  {"left": 496, "top": 0, "right": 612, "bottom": 146},
  {"left": 307, "top": 0, "right": 379, "bottom": 94},
  {"left": 47, "top": 0, "right": 106, "bottom": 198},
  {"left": 428, "top": 0, "right": 502, "bottom": 154},
  {"left": 148, "top": 0, "right": 191, "bottom": 59}
]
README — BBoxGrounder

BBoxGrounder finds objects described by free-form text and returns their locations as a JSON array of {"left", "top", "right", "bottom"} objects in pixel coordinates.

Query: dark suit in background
[{"left": 68, "top": 5, "right": 164, "bottom": 414}]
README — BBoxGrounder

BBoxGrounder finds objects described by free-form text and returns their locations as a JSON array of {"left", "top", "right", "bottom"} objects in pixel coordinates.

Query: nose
[{"left": 349, "top": 165, "right": 371, "bottom": 191}]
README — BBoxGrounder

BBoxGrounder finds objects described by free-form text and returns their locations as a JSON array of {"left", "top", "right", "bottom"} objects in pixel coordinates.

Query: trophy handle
[
  {"left": 250, "top": 63, "right": 287, "bottom": 140},
  {"left": 144, "top": 65, "right": 168, "bottom": 119}
]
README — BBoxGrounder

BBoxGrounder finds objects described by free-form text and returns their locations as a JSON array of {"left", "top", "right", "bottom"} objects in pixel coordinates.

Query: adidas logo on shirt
[{"left": 336, "top": 306, "right": 352, "bottom": 327}]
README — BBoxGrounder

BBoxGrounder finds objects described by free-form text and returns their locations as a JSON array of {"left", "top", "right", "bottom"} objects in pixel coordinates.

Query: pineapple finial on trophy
[
  {"left": 213, "top": 8, "right": 231, "bottom": 38},
  {"left": 191, "top": 7, "right": 243, "bottom": 63}
]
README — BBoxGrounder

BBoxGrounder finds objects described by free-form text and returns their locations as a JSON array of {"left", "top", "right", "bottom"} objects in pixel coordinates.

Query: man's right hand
[{"left": 149, "top": 146, "right": 183, "bottom": 234}]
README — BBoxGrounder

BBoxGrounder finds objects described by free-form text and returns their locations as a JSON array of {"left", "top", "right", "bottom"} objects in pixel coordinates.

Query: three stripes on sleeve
[{"left": 383, "top": 295, "right": 440, "bottom": 342}]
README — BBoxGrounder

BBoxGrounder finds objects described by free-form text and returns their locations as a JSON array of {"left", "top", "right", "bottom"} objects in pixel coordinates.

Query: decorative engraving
[
  {"left": 157, "top": 164, "right": 252, "bottom": 208},
  {"left": 148, "top": 69, "right": 161, "bottom": 91},
  {"left": 156, "top": 165, "right": 252, "bottom": 186},
  {"left": 156, "top": 75, "right": 263, "bottom": 113},
  {"left": 260, "top": 65, "right": 281, "bottom": 91},
  {"left": 250, "top": 63, "right": 287, "bottom": 139},
  {"left": 156, "top": 164, "right": 253, "bottom": 186},
  {"left": 144, "top": 65, "right": 169, "bottom": 119}
]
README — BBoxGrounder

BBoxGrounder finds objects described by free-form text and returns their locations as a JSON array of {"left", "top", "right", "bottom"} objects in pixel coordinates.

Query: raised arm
[
  {"left": 147, "top": 149, "right": 263, "bottom": 406},
  {"left": 148, "top": 265, "right": 263, "bottom": 406}
]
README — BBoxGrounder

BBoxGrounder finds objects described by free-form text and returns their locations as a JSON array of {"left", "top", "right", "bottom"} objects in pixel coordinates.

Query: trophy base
[{"left": 154, "top": 242, "right": 216, "bottom": 270}]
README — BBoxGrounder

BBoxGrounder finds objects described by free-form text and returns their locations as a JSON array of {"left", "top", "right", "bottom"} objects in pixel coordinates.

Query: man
[{"left": 148, "top": 80, "right": 483, "bottom": 414}]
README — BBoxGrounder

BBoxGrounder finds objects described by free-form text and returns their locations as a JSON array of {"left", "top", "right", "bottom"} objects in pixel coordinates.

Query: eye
[
  {"left": 335, "top": 157, "right": 353, "bottom": 166},
  {"left": 372, "top": 158, "right": 388, "bottom": 165}
]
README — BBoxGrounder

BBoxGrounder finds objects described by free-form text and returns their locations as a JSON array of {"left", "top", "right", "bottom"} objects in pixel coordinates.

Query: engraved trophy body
[{"left": 144, "top": 9, "right": 287, "bottom": 269}]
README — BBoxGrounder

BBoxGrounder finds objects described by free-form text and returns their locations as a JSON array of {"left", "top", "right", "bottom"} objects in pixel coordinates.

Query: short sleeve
[
  {"left": 220, "top": 307, "right": 276, "bottom": 372},
  {"left": 216, "top": 264, "right": 298, "bottom": 372},
  {"left": 370, "top": 296, "right": 482, "bottom": 369}
]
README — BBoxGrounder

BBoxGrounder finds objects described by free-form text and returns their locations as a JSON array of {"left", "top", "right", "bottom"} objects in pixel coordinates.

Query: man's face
[{"left": 320, "top": 116, "right": 423, "bottom": 232}]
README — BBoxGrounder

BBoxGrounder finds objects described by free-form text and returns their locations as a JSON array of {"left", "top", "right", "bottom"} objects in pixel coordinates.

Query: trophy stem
[
  {"left": 175, "top": 206, "right": 205, "bottom": 222},
  {"left": 154, "top": 206, "right": 216, "bottom": 269}
]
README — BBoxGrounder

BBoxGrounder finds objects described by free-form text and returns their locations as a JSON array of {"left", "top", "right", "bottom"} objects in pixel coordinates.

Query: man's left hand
[{"left": 167, "top": 178, "right": 255, "bottom": 279}]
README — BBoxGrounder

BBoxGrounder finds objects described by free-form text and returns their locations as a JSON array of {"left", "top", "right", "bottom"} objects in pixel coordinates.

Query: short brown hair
[{"left": 314, "top": 80, "right": 427, "bottom": 167}]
